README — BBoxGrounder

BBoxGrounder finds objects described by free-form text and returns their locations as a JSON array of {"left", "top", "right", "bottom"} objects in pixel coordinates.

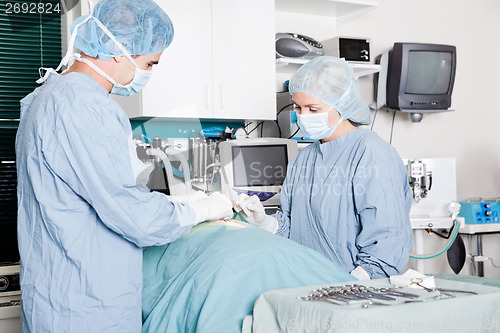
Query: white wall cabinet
[
  {"left": 275, "top": 0, "right": 378, "bottom": 24},
  {"left": 115, "top": 0, "right": 276, "bottom": 120}
]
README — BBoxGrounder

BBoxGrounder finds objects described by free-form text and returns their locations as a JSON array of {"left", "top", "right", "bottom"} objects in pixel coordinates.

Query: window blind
[{"left": 0, "top": 0, "right": 61, "bottom": 263}]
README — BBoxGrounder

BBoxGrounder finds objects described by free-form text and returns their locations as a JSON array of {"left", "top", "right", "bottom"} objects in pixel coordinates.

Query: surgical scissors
[
  {"left": 410, "top": 278, "right": 435, "bottom": 292},
  {"left": 410, "top": 278, "right": 478, "bottom": 295}
]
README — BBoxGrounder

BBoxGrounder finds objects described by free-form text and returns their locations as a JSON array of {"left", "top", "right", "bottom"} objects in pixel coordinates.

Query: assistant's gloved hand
[
  {"left": 233, "top": 194, "right": 278, "bottom": 234},
  {"left": 234, "top": 194, "right": 265, "bottom": 222},
  {"left": 167, "top": 190, "right": 208, "bottom": 202},
  {"left": 187, "top": 192, "right": 233, "bottom": 224}
]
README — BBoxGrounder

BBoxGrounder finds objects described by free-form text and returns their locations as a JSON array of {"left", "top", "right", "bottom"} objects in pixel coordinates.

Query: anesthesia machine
[
  {"left": 404, "top": 158, "right": 465, "bottom": 274},
  {"left": 134, "top": 127, "right": 298, "bottom": 207}
]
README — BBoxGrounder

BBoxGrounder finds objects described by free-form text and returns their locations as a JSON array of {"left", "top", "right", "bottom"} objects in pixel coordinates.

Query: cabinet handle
[
  {"left": 218, "top": 85, "right": 224, "bottom": 109},
  {"left": 204, "top": 84, "right": 210, "bottom": 109}
]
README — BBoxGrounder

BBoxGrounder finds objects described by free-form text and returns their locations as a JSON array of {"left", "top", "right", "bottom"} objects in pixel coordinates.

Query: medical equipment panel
[
  {"left": 0, "top": 265, "right": 20, "bottom": 297},
  {"left": 459, "top": 201, "right": 500, "bottom": 225},
  {"left": 219, "top": 138, "right": 298, "bottom": 206}
]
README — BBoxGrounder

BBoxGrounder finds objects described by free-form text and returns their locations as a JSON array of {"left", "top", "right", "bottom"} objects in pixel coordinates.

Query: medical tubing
[
  {"left": 409, "top": 219, "right": 461, "bottom": 259},
  {"left": 146, "top": 148, "right": 176, "bottom": 195},
  {"left": 166, "top": 151, "right": 192, "bottom": 194}
]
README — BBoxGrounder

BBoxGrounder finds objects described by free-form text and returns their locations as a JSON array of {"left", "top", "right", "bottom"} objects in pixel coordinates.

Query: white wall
[{"left": 276, "top": 0, "right": 500, "bottom": 277}]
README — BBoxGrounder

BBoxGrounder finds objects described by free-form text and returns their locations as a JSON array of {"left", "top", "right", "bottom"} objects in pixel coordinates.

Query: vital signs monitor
[{"left": 219, "top": 138, "right": 298, "bottom": 206}]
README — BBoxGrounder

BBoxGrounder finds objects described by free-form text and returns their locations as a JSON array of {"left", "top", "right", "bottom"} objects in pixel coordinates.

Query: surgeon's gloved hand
[
  {"left": 187, "top": 192, "right": 233, "bottom": 224},
  {"left": 167, "top": 190, "right": 208, "bottom": 203},
  {"left": 233, "top": 194, "right": 278, "bottom": 234}
]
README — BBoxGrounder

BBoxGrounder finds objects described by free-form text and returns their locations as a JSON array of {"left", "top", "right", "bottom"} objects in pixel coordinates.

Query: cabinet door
[
  {"left": 211, "top": 0, "right": 276, "bottom": 120},
  {"left": 142, "top": 0, "right": 213, "bottom": 118}
]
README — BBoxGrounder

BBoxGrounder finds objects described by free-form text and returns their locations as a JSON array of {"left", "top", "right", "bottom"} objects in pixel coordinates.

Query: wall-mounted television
[{"left": 386, "top": 42, "right": 456, "bottom": 114}]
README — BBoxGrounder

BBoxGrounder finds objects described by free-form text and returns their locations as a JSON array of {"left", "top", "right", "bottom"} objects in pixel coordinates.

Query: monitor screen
[
  {"left": 231, "top": 145, "right": 288, "bottom": 187},
  {"left": 405, "top": 51, "right": 452, "bottom": 95}
]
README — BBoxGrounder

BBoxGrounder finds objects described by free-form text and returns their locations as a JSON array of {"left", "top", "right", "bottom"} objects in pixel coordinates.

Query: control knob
[{"left": 0, "top": 276, "right": 9, "bottom": 291}]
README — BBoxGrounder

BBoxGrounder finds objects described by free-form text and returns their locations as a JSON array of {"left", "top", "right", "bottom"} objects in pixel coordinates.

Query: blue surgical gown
[
  {"left": 275, "top": 128, "right": 413, "bottom": 279},
  {"left": 15, "top": 72, "right": 196, "bottom": 332}
]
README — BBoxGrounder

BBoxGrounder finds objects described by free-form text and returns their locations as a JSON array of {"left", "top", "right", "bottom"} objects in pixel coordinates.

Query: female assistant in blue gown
[{"left": 235, "top": 56, "right": 414, "bottom": 279}]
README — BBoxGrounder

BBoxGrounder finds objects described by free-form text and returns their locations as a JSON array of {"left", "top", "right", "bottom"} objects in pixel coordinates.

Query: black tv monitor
[{"left": 387, "top": 43, "right": 456, "bottom": 112}]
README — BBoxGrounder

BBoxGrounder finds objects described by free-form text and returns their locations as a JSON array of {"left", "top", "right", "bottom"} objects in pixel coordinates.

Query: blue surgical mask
[{"left": 296, "top": 106, "right": 344, "bottom": 140}]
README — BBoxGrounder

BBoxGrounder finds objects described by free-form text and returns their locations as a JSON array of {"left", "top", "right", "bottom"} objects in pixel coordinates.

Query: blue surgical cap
[
  {"left": 289, "top": 56, "right": 372, "bottom": 126},
  {"left": 71, "top": 0, "right": 174, "bottom": 60}
]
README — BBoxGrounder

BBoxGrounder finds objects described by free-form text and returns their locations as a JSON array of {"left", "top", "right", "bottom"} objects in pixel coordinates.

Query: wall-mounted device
[
  {"left": 388, "top": 42, "right": 457, "bottom": 112},
  {"left": 219, "top": 138, "right": 298, "bottom": 207},
  {"left": 323, "top": 37, "right": 370, "bottom": 63},
  {"left": 275, "top": 33, "right": 324, "bottom": 59},
  {"left": 406, "top": 159, "right": 432, "bottom": 203},
  {"left": 374, "top": 42, "right": 457, "bottom": 122}
]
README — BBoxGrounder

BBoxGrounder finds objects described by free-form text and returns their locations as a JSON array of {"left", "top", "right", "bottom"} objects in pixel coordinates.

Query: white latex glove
[
  {"left": 187, "top": 192, "right": 233, "bottom": 224},
  {"left": 233, "top": 194, "right": 265, "bottom": 222},
  {"left": 350, "top": 266, "right": 371, "bottom": 280},
  {"left": 233, "top": 193, "right": 278, "bottom": 234},
  {"left": 167, "top": 191, "right": 208, "bottom": 202}
]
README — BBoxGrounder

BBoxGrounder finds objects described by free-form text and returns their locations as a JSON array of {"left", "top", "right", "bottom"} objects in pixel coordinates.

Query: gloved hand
[
  {"left": 187, "top": 192, "right": 233, "bottom": 224},
  {"left": 233, "top": 193, "right": 265, "bottom": 222},
  {"left": 233, "top": 193, "right": 278, "bottom": 234},
  {"left": 167, "top": 190, "right": 208, "bottom": 202}
]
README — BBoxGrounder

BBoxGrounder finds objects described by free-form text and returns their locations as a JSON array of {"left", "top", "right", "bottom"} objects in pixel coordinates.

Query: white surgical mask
[
  {"left": 296, "top": 106, "right": 344, "bottom": 140},
  {"left": 74, "top": 55, "right": 152, "bottom": 96},
  {"left": 111, "top": 67, "right": 152, "bottom": 96},
  {"left": 37, "top": 0, "right": 152, "bottom": 96}
]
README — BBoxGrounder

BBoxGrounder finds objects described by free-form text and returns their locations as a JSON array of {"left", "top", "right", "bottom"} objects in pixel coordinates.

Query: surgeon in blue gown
[
  {"left": 15, "top": 0, "right": 232, "bottom": 332},
  {"left": 234, "top": 56, "right": 413, "bottom": 280}
]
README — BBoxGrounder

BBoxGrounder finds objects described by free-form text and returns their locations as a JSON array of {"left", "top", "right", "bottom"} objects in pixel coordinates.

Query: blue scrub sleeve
[
  {"left": 42, "top": 103, "right": 195, "bottom": 247},
  {"left": 275, "top": 169, "right": 292, "bottom": 237},
  {"left": 352, "top": 142, "right": 413, "bottom": 278}
]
